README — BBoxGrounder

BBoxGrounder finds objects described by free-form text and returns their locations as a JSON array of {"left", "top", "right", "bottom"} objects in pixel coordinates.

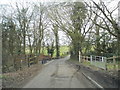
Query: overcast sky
[
  {"left": 0, "top": 0, "right": 119, "bottom": 18},
  {"left": 0, "top": 0, "right": 119, "bottom": 6},
  {"left": 0, "top": 0, "right": 119, "bottom": 14},
  {"left": 0, "top": 0, "right": 119, "bottom": 46}
]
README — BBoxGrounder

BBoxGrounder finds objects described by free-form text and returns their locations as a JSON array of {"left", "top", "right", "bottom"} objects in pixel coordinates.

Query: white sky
[
  {"left": 0, "top": 0, "right": 119, "bottom": 4},
  {"left": 0, "top": 0, "right": 119, "bottom": 17},
  {"left": 0, "top": 0, "right": 119, "bottom": 13},
  {"left": 0, "top": 0, "right": 119, "bottom": 45}
]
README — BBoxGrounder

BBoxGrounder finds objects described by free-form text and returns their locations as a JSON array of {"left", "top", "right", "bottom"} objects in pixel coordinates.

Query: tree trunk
[
  {"left": 55, "top": 31, "right": 60, "bottom": 58},
  {"left": 71, "top": 40, "right": 81, "bottom": 61},
  {"left": 23, "top": 29, "right": 26, "bottom": 55}
]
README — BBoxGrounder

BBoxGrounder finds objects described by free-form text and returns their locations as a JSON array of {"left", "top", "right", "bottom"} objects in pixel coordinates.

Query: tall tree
[
  {"left": 53, "top": 24, "right": 60, "bottom": 58},
  {"left": 70, "top": 2, "right": 87, "bottom": 59},
  {"left": 87, "top": 0, "right": 120, "bottom": 56}
]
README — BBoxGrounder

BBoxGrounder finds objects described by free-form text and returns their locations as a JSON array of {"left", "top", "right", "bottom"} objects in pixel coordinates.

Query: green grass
[
  {"left": 69, "top": 58, "right": 91, "bottom": 65},
  {"left": 69, "top": 58, "right": 120, "bottom": 71},
  {"left": 40, "top": 46, "right": 70, "bottom": 57},
  {"left": 0, "top": 74, "right": 8, "bottom": 79},
  {"left": 107, "top": 63, "right": 119, "bottom": 70},
  {"left": 84, "top": 61, "right": 120, "bottom": 70},
  {"left": 59, "top": 46, "right": 69, "bottom": 56},
  {"left": 106, "top": 60, "right": 120, "bottom": 70},
  {"left": 91, "top": 61, "right": 106, "bottom": 69},
  {"left": 53, "top": 46, "right": 70, "bottom": 57},
  {"left": 25, "top": 46, "right": 70, "bottom": 57},
  {"left": 82, "top": 60, "right": 91, "bottom": 66}
]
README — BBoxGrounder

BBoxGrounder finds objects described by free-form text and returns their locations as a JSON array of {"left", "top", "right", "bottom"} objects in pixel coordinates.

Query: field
[
  {"left": 41, "top": 46, "right": 70, "bottom": 57},
  {"left": 26, "top": 46, "right": 70, "bottom": 57}
]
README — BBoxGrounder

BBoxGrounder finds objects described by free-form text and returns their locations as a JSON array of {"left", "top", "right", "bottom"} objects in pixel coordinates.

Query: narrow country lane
[{"left": 23, "top": 56, "right": 96, "bottom": 88}]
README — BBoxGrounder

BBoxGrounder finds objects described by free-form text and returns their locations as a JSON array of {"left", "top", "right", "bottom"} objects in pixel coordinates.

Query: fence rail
[
  {"left": 79, "top": 54, "right": 119, "bottom": 71},
  {"left": 107, "top": 56, "right": 120, "bottom": 60}
]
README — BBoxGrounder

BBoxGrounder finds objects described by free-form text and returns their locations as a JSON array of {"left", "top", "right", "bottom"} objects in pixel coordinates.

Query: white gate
[{"left": 90, "top": 55, "right": 107, "bottom": 70}]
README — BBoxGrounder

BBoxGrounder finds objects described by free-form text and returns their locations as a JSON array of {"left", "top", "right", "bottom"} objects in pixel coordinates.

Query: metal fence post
[
  {"left": 90, "top": 55, "right": 92, "bottom": 64},
  {"left": 102, "top": 57, "right": 104, "bottom": 62}
]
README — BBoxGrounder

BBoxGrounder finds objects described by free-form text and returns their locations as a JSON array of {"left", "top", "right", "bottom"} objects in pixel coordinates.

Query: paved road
[{"left": 23, "top": 56, "right": 96, "bottom": 88}]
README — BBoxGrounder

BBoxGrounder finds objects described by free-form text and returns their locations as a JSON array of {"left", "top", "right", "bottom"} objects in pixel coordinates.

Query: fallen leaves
[{"left": 2, "top": 64, "right": 43, "bottom": 88}]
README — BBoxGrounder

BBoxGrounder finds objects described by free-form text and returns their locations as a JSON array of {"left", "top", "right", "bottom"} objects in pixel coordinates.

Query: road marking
[
  {"left": 44, "top": 60, "right": 54, "bottom": 65},
  {"left": 82, "top": 72, "right": 104, "bottom": 89}
]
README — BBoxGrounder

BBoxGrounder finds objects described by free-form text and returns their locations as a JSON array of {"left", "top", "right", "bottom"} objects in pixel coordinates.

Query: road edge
[{"left": 81, "top": 72, "right": 104, "bottom": 89}]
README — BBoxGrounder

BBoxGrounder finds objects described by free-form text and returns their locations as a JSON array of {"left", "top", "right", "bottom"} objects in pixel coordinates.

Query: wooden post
[
  {"left": 105, "top": 57, "right": 107, "bottom": 70},
  {"left": 84, "top": 56, "right": 85, "bottom": 62},
  {"left": 86, "top": 56, "right": 87, "bottom": 61},
  {"left": 79, "top": 51, "right": 81, "bottom": 63},
  {"left": 87, "top": 56, "right": 88, "bottom": 61},
  {"left": 90, "top": 55, "right": 92, "bottom": 64},
  {"left": 28, "top": 55, "right": 30, "bottom": 67},
  {"left": 95, "top": 56, "right": 96, "bottom": 62},
  {"left": 113, "top": 56, "right": 116, "bottom": 70},
  {"left": 20, "top": 60, "right": 22, "bottom": 70}
]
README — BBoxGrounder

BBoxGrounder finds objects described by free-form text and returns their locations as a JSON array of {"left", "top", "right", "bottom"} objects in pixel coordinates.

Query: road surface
[{"left": 23, "top": 56, "right": 96, "bottom": 88}]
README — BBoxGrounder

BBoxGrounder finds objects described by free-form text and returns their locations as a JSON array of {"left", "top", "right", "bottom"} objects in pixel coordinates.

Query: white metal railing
[{"left": 79, "top": 52, "right": 119, "bottom": 70}]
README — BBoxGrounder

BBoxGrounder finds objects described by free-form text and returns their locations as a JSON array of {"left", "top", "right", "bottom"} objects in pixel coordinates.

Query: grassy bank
[{"left": 68, "top": 58, "right": 120, "bottom": 71}]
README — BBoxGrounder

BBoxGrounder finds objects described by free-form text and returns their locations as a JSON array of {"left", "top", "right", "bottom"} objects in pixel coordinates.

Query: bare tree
[{"left": 86, "top": 0, "right": 120, "bottom": 55}]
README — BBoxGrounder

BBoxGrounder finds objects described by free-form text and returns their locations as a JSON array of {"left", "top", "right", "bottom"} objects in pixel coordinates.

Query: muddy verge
[{"left": 66, "top": 60, "right": 120, "bottom": 88}]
